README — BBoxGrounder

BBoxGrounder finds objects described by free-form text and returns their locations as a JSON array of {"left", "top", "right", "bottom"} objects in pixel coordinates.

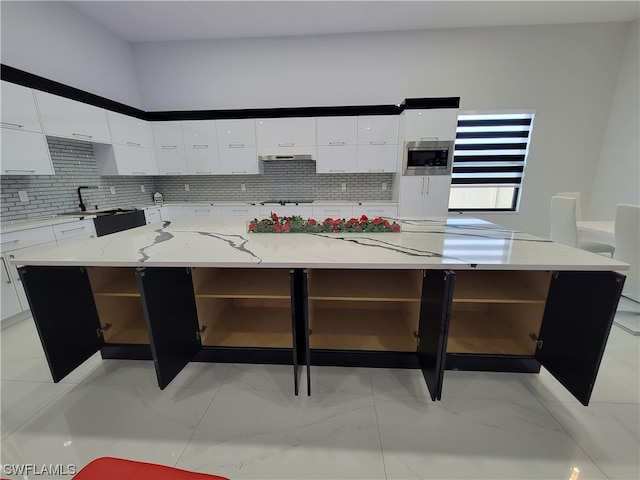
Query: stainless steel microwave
[{"left": 402, "top": 140, "right": 453, "bottom": 176}]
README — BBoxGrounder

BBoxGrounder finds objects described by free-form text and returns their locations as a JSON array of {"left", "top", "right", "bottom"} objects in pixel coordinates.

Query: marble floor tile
[
  {"left": 176, "top": 388, "right": 386, "bottom": 479},
  {"left": 370, "top": 368, "right": 431, "bottom": 401},
  {"left": 1, "top": 380, "right": 73, "bottom": 440},
  {"left": 1, "top": 382, "right": 217, "bottom": 477},
  {"left": 217, "top": 363, "right": 300, "bottom": 394},
  {"left": 543, "top": 401, "right": 640, "bottom": 480},
  {"left": 375, "top": 395, "right": 608, "bottom": 479},
  {"left": 302, "top": 365, "right": 373, "bottom": 395}
]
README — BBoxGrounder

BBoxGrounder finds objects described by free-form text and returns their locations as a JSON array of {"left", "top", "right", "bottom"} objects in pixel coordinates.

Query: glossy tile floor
[{"left": 1, "top": 300, "right": 638, "bottom": 480}]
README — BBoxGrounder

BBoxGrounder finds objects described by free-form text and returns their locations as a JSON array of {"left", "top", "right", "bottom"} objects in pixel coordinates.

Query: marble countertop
[
  {"left": 9, "top": 216, "right": 629, "bottom": 271},
  {"left": 0, "top": 215, "right": 91, "bottom": 233}
]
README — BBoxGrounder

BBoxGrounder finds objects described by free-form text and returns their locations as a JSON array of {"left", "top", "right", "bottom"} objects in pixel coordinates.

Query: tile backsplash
[{"left": 1, "top": 138, "right": 394, "bottom": 222}]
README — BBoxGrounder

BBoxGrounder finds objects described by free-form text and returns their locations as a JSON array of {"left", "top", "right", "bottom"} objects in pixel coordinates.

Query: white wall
[
  {"left": 132, "top": 23, "right": 630, "bottom": 236},
  {"left": 587, "top": 20, "right": 640, "bottom": 220},
  {"left": 0, "top": 1, "right": 142, "bottom": 108}
]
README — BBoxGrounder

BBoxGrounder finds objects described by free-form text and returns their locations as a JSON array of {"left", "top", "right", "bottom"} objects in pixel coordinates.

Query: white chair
[
  {"left": 557, "top": 192, "right": 583, "bottom": 221},
  {"left": 550, "top": 196, "right": 615, "bottom": 256},
  {"left": 614, "top": 204, "right": 640, "bottom": 303}
]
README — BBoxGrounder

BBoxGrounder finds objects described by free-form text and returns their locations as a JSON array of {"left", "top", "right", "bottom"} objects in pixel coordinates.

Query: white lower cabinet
[
  {"left": 259, "top": 205, "right": 313, "bottom": 218},
  {"left": 218, "top": 147, "right": 259, "bottom": 175},
  {"left": 1, "top": 128, "right": 54, "bottom": 175},
  {"left": 53, "top": 219, "right": 96, "bottom": 246},
  {"left": 356, "top": 145, "right": 398, "bottom": 173},
  {"left": 1, "top": 252, "right": 22, "bottom": 320},
  {"left": 354, "top": 205, "right": 399, "bottom": 218},
  {"left": 144, "top": 207, "right": 162, "bottom": 225},
  {"left": 183, "top": 206, "right": 221, "bottom": 217},
  {"left": 159, "top": 206, "right": 185, "bottom": 221},
  {"left": 399, "top": 175, "right": 452, "bottom": 217},
  {"left": 312, "top": 205, "right": 354, "bottom": 219},
  {"left": 219, "top": 205, "right": 260, "bottom": 217}
]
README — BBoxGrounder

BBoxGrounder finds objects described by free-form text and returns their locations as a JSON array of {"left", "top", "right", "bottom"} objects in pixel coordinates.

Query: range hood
[{"left": 258, "top": 154, "right": 315, "bottom": 161}]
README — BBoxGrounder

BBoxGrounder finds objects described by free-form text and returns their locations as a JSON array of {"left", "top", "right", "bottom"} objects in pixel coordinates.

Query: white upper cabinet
[
  {"left": 316, "top": 146, "right": 358, "bottom": 173},
  {"left": 357, "top": 116, "right": 399, "bottom": 145},
  {"left": 182, "top": 120, "right": 218, "bottom": 149},
  {"left": 155, "top": 149, "right": 188, "bottom": 175},
  {"left": 1, "top": 81, "right": 43, "bottom": 133},
  {"left": 1, "top": 128, "right": 54, "bottom": 175},
  {"left": 403, "top": 109, "right": 459, "bottom": 141},
  {"left": 218, "top": 147, "right": 259, "bottom": 175},
  {"left": 317, "top": 116, "right": 358, "bottom": 145},
  {"left": 35, "top": 90, "right": 111, "bottom": 144},
  {"left": 215, "top": 119, "right": 256, "bottom": 147},
  {"left": 185, "top": 148, "right": 221, "bottom": 175},
  {"left": 151, "top": 121, "right": 184, "bottom": 149},
  {"left": 355, "top": 145, "right": 399, "bottom": 173},
  {"left": 107, "top": 111, "right": 151, "bottom": 148},
  {"left": 256, "top": 117, "right": 316, "bottom": 147}
]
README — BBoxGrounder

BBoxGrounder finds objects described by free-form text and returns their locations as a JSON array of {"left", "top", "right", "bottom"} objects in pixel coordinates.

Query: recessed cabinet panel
[
  {"left": 215, "top": 119, "right": 256, "bottom": 147},
  {"left": 1, "top": 128, "right": 54, "bottom": 175},
  {"left": 1, "top": 81, "right": 43, "bottom": 133},
  {"left": 35, "top": 91, "right": 111, "bottom": 144}
]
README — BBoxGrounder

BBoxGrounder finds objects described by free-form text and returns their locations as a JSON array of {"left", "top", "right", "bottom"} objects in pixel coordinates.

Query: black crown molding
[{"left": 2, "top": 64, "right": 459, "bottom": 121}]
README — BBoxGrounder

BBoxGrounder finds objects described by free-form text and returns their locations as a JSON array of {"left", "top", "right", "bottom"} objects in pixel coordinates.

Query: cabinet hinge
[
  {"left": 529, "top": 333, "right": 543, "bottom": 350},
  {"left": 96, "top": 323, "right": 112, "bottom": 338},
  {"left": 308, "top": 328, "right": 313, "bottom": 336},
  {"left": 413, "top": 330, "right": 419, "bottom": 346},
  {"left": 196, "top": 325, "right": 207, "bottom": 341}
]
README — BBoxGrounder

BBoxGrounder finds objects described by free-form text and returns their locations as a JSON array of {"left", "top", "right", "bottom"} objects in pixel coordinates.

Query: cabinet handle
[
  {"left": 329, "top": 169, "right": 346, "bottom": 173},
  {"left": 1, "top": 122, "right": 24, "bottom": 129},
  {"left": 323, "top": 209, "right": 340, "bottom": 213},
  {"left": 126, "top": 142, "right": 141, "bottom": 146},
  {"left": 278, "top": 143, "right": 294, "bottom": 147},
  {"left": 161, "top": 145, "right": 178, "bottom": 149},
  {"left": 72, "top": 133, "right": 93, "bottom": 139},
  {"left": 231, "top": 171, "right": 247, "bottom": 174},
  {"left": 425, "top": 177, "right": 430, "bottom": 194},
  {"left": 1, "top": 239, "right": 20, "bottom": 246},
  {"left": 232, "top": 209, "right": 248, "bottom": 213},
  {"left": 367, "top": 209, "right": 383, "bottom": 213},
  {"left": 192, "top": 144, "right": 209, "bottom": 148},
  {"left": 60, "top": 226, "right": 86, "bottom": 234},
  {"left": 228, "top": 143, "right": 245, "bottom": 147},
  {"left": 196, "top": 171, "right": 212, "bottom": 174},
  {"left": 329, "top": 142, "right": 345, "bottom": 145},
  {"left": 4, "top": 169, "right": 36, "bottom": 173},
  {"left": 368, "top": 169, "right": 385, "bottom": 172},
  {"left": 420, "top": 136, "right": 439, "bottom": 140},
  {"left": 421, "top": 178, "right": 425, "bottom": 195},
  {"left": 132, "top": 171, "right": 147, "bottom": 175},
  {"left": 369, "top": 141, "right": 387, "bottom": 145},
  {"left": 8, "top": 254, "right": 20, "bottom": 282},
  {"left": 1, "top": 257, "right": 11, "bottom": 284},
  {"left": 165, "top": 171, "right": 181, "bottom": 174}
]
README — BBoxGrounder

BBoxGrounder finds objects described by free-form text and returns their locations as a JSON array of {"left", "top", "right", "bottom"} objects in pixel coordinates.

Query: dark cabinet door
[
  {"left": 290, "top": 269, "right": 311, "bottom": 396},
  {"left": 417, "top": 270, "right": 455, "bottom": 401},
  {"left": 18, "top": 266, "right": 104, "bottom": 382},
  {"left": 536, "top": 270, "right": 625, "bottom": 406},
  {"left": 136, "top": 267, "right": 201, "bottom": 389}
]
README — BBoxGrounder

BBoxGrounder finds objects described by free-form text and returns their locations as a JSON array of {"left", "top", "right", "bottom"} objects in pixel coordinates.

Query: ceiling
[{"left": 67, "top": 1, "right": 640, "bottom": 43}]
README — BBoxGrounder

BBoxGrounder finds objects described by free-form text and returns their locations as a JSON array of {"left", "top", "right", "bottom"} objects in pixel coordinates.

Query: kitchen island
[{"left": 11, "top": 216, "right": 627, "bottom": 405}]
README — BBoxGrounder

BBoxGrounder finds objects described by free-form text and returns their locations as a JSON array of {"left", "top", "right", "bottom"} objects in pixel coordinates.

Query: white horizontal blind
[{"left": 450, "top": 112, "right": 535, "bottom": 210}]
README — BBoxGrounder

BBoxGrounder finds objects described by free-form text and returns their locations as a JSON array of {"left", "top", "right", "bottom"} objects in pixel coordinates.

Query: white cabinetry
[
  {"left": 216, "top": 119, "right": 259, "bottom": 175},
  {"left": 399, "top": 176, "right": 452, "bottom": 218},
  {"left": 1, "top": 82, "right": 54, "bottom": 175},
  {"left": 182, "top": 121, "right": 221, "bottom": 175},
  {"left": 259, "top": 205, "right": 313, "bottom": 218},
  {"left": 107, "top": 111, "right": 151, "bottom": 148},
  {"left": 53, "top": 219, "right": 96, "bottom": 246},
  {"left": 183, "top": 205, "right": 221, "bottom": 217},
  {"left": 151, "top": 121, "right": 187, "bottom": 175},
  {"left": 354, "top": 205, "right": 399, "bottom": 218},
  {"left": 219, "top": 205, "right": 260, "bottom": 217},
  {"left": 356, "top": 115, "right": 399, "bottom": 173},
  {"left": 159, "top": 206, "right": 185, "bottom": 221},
  {"left": 402, "top": 109, "right": 458, "bottom": 141},
  {"left": 144, "top": 207, "right": 162, "bottom": 225},
  {"left": 35, "top": 90, "right": 111, "bottom": 144},
  {"left": 312, "top": 205, "right": 354, "bottom": 219},
  {"left": 316, "top": 117, "right": 358, "bottom": 173},
  {"left": 256, "top": 117, "right": 317, "bottom": 158}
]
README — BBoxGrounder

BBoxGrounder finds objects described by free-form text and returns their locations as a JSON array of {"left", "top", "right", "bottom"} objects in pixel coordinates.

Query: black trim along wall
[{"left": 1, "top": 64, "right": 460, "bottom": 121}]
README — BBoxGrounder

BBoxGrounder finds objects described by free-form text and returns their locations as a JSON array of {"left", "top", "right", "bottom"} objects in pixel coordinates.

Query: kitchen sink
[{"left": 57, "top": 208, "right": 139, "bottom": 217}]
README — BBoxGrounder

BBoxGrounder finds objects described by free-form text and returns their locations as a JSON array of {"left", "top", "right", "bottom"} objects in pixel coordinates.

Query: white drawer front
[
  {"left": 183, "top": 206, "right": 221, "bottom": 217},
  {"left": 312, "top": 205, "right": 354, "bottom": 219},
  {"left": 0, "top": 225, "right": 57, "bottom": 253},
  {"left": 354, "top": 205, "right": 399, "bottom": 218},
  {"left": 219, "top": 206, "right": 261, "bottom": 217},
  {"left": 53, "top": 220, "right": 96, "bottom": 242}
]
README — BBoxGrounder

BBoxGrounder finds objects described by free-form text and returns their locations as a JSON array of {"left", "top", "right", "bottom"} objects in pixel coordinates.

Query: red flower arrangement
[{"left": 248, "top": 213, "right": 401, "bottom": 233}]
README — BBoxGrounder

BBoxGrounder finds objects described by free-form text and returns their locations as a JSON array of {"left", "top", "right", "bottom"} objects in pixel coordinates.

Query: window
[{"left": 448, "top": 111, "right": 535, "bottom": 211}]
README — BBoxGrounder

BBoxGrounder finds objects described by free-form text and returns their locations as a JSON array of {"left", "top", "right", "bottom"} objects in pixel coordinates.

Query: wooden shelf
[
  {"left": 308, "top": 269, "right": 422, "bottom": 302},
  {"left": 453, "top": 271, "right": 551, "bottom": 304},
  {"left": 87, "top": 267, "right": 140, "bottom": 297},
  {"left": 446, "top": 307, "right": 542, "bottom": 355},
  {"left": 309, "top": 305, "right": 417, "bottom": 351},
  {"left": 192, "top": 268, "right": 291, "bottom": 299},
  {"left": 196, "top": 298, "right": 292, "bottom": 348},
  {"left": 93, "top": 296, "right": 149, "bottom": 344}
]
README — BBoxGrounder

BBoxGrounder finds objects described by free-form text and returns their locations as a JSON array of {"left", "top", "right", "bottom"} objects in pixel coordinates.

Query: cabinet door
[
  {"left": 218, "top": 147, "right": 259, "bottom": 174},
  {"left": 219, "top": 205, "right": 260, "bottom": 217},
  {"left": 155, "top": 148, "right": 187, "bottom": 175},
  {"left": 1, "top": 128, "right": 54, "bottom": 175},
  {"left": 417, "top": 270, "right": 455, "bottom": 401},
  {"left": 294, "top": 269, "right": 311, "bottom": 395},
  {"left": 535, "top": 270, "right": 625, "bottom": 406},
  {"left": 316, "top": 145, "right": 357, "bottom": 173},
  {"left": 107, "top": 111, "right": 150, "bottom": 148},
  {"left": 144, "top": 208, "right": 161, "bottom": 225},
  {"left": 137, "top": 267, "right": 201, "bottom": 389},
  {"left": 316, "top": 116, "right": 358, "bottom": 145},
  {"left": 1, "top": 254, "right": 22, "bottom": 320},
  {"left": 256, "top": 117, "right": 316, "bottom": 147},
  {"left": 18, "top": 266, "right": 104, "bottom": 382},
  {"left": 53, "top": 220, "right": 96, "bottom": 245},
  {"left": 356, "top": 145, "right": 398, "bottom": 173},
  {"left": 399, "top": 177, "right": 426, "bottom": 217},
  {"left": 423, "top": 175, "right": 452, "bottom": 217},
  {"left": 357, "top": 115, "right": 399, "bottom": 145},
  {"left": 113, "top": 144, "right": 156, "bottom": 175},
  {"left": 159, "top": 206, "right": 185, "bottom": 221},
  {"left": 1, "top": 81, "right": 42, "bottom": 133},
  {"left": 216, "top": 119, "right": 256, "bottom": 147},
  {"left": 185, "top": 148, "right": 221, "bottom": 175},
  {"left": 403, "top": 109, "right": 459, "bottom": 141},
  {"left": 312, "top": 205, "right": 354, "bottom": 219},
  {"left": 183, "top": 206, "right": 221, "bottom": 217},
  {"left": 182, "top": 120, "right": 218, "bottom": 148},
  {"left": 151, "top": 121, "right": 184, "bottom": 149},
  {"left": 355, "top": 205, "right": 399, "bottom": 218},
  {"left": 35, "top": 91, "right": 111, "bottom": 143}
]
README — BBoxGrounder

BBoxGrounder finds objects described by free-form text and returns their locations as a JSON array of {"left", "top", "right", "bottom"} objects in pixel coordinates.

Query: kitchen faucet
[{"left": 77, "top": 186, "right": 99, "bottom": 211}]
